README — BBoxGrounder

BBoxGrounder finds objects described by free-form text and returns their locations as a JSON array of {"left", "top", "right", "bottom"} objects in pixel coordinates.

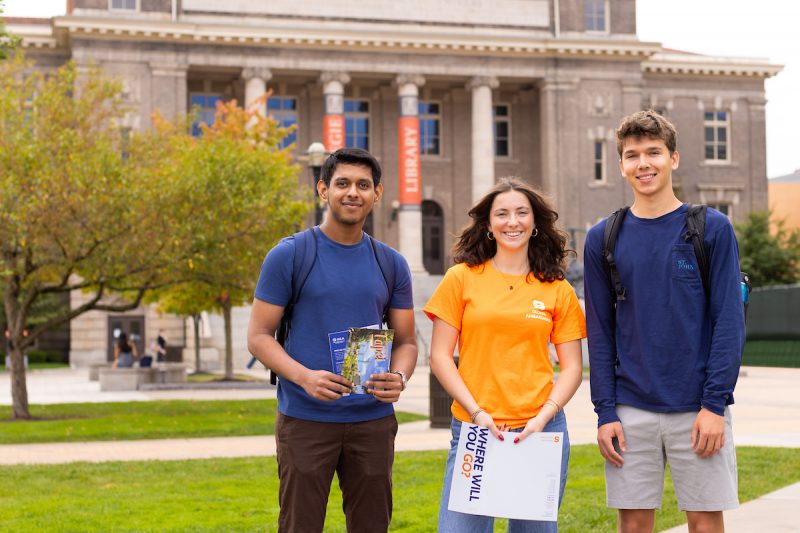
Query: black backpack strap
[
  {"left": 368, "top": 235, "right": 396, "bottom": 328},
  {"left": 684, "top": 204, "right": 710, "bottom": 296},
  {"left": 602, "top": 207, "right": 629, "bottom": 302},
  {"left": 271, "top": 227, "right": 318, "bottom": 385}
]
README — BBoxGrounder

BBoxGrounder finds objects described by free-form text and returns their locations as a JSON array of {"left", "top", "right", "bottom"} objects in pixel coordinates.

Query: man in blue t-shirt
[
  {"left": 584, "top": 111, "right": 745, "bottom": 533},
  {"left": 247, "top": 148, "right": 417, "bottom": 533}
]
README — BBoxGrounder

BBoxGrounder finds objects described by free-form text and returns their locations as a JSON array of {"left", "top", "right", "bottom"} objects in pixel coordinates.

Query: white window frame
[
  {"left": 584, "top": 0, "right": 609, "bottom": 34},
  {"left": 109, "top": 0, "right": 139, "bottom": 11},
  {"left": 493, "top": 103, "right": 512, "bottom": 158},
  {"left": 704, "top": 110, "right": 731, "bottom": 163},
  {"left": 344, "top": 98, "right": 370, "bottom": 151},
  {"left": 419, "top": 100, "right": 442, "bottom": 157},
  {"left": 267, "top": 95, "right": 298, "bottom": 150},
  {"left": 707, "top": 202, "right": 733, "bottom": 220},
  {"left": 593, "top": 140, "right": 606, "bottom": 182}
]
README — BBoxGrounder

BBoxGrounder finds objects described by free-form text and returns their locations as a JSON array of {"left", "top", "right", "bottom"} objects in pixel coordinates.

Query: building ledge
[{"left": 644, "top": 52, "right": 782, "bottom": 79}]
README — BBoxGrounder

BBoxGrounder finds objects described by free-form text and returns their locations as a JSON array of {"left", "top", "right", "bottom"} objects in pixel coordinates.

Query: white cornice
[
  {"left": 51, "top": 16, "right": 661, "bottom": 60},
  {"left": 6, "top": 21, "right": 60, "bottom": 49},
  {"left": 644, "top": 52, "right": 782, "bottom": 79}
]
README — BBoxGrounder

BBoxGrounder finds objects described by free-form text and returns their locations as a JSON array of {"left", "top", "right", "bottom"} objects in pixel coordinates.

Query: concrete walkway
[{"left": 2, "top": 365, "right": 800, "bottom": 532}]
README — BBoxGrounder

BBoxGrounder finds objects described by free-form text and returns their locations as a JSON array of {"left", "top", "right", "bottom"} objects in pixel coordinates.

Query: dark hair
[
  {"left": 117, "top": 332, "right": 130, "bottom": 351},
  {"left": 616, "top": 109, "right": 677, "bottom": 157},
  {"left": 320, "top": 147, "right": 382, "bottom": 187},
  {"left": 452, "top": 177, "right": 570, "bottom": 283}
]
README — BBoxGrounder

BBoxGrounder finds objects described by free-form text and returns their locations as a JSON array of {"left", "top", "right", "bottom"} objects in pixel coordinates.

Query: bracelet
[
  {"left": 469, "top": 407, "right": 485, "bottom": 423},
  {"left": 544, "top": 398, "right": 561, "bottom": 413}
]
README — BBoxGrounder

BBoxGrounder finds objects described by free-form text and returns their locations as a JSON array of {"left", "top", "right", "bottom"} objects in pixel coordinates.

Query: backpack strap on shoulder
[
  {"left": 368, "top": 234, "right": 397, "bottom": 328},
  {"left": 271, "top": 227, "right": 318, "bottom": 385},
  {"left": 684, "top": 204, "right": 710, "bottom": 296},
  {"left": 602, "top": 207, "right": 629, "bottom": 302}
]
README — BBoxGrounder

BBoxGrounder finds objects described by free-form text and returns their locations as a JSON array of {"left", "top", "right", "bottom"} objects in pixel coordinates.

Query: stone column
[
  {"left": 242, "top": 67, "right": 272, "bottom": 118},
  {"left": 467, "top": 76, "right": 499, "bottom": 204},
  {"left": 395, "top": 74, "right": 426, "bottom": 274},
  {"left": 150, "top": 62, "right": 188, "bottom": 120},
  {"left": 320, "top": 71, "right": 350, "bottom": 152}
]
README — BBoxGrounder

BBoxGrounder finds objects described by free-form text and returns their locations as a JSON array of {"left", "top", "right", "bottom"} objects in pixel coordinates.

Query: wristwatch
[{"left": 390, "top": 370, "right": 407, "bottom": 391}]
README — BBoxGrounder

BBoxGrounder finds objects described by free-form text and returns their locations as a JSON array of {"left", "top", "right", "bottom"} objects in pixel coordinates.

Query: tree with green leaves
[
  {"left": 736, "top": 210, "right": 800, "bottom": 288},
  {"left": 1, "top": 1, "right": 22, "bottom": 59},
  {"left": 0, "top": 55, "right": 188, "bottom": 419},
  {"left": 148, "top": 97, "right": 310, "bottom": 379}
]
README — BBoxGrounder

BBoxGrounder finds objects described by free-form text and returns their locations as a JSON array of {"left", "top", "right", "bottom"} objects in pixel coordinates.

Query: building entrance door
[
  {"left": 422, "top": 200, "right": 445, "bottom": 275},
  {"left": 107, "top": 316, "right": 145, "bottom": 362}
]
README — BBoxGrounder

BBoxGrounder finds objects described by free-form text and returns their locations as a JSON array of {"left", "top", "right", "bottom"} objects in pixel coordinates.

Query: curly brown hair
[{"left": 451, "top": 177, "right": 570, "bottom": 283}]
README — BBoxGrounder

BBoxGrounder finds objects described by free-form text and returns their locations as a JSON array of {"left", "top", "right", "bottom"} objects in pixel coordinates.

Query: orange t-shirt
[{"left": 424, "top": 261, "right": 586, "bottom": 428}]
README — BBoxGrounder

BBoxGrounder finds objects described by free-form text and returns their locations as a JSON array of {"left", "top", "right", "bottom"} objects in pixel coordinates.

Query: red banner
[
  {"left": 398, "top": 116, "right": 421, "bottom": 205},
  {"left": 323, "top": 114, "right": 345, "bottom": 152}
]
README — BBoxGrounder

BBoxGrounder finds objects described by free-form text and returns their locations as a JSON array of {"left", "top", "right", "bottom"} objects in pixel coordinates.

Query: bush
[{"left": 25, "top": 350, "right": 65, "bottom": 364}]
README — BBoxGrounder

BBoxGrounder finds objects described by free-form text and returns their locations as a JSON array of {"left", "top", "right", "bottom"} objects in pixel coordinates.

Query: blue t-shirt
[
  {"left": 254, "top": 228, "right": 414, "bottom": 423},
  {"left": 584, "top": 204, "right": 745, "bottom": 426}
]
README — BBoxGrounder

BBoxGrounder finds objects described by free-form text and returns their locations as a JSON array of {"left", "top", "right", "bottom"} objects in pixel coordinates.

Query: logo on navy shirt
[{"left": 677, "top": 259, "right": 695, "bottom": 271}]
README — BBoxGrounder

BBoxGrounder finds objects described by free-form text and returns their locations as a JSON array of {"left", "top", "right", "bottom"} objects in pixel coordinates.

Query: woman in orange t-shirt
[{"left": 425, "top": 177, "right": 585, "bottom": 532}]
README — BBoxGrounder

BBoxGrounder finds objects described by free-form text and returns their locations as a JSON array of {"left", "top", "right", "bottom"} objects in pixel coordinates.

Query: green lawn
[
  {"left": 0, "top": 446, "right": 796, "bottom": 532},
  {"left": 0, "top": 362, "right": 70, "bottom": 371},
  {"left": 0, "top": 400, "right": 427, "bottom": 444}
]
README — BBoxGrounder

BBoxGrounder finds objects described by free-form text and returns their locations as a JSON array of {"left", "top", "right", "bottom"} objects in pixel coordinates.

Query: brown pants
[{"left": 275, "top": 413, "right": 398, "bottom": 533}]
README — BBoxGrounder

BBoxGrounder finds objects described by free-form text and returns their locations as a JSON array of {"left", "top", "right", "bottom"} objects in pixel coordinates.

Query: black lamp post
[{"left": 306, "top": 142, "right": 327, "bottom": 226}]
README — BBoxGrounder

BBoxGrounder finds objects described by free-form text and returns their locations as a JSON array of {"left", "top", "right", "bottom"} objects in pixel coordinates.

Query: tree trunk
[
  {"left": 222, "top": 300, "right": 233, "bottom": 380},
  {"left": 9, "top": 344, "right": 30, "bottom": 420},
  {"left": 191, "top": 314, "right": 202, "bottom": 373}
]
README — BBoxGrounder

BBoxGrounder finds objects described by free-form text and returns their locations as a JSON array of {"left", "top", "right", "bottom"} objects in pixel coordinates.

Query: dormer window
[
  {"left": 110, "top": 0, "right": 137, "bottom": 11},
  {"left": 585, "top": 0, "right": 608, "bottom": 33}
]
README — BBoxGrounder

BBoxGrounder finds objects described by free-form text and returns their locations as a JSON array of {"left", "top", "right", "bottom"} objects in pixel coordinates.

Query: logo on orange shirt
[{"left": 525, "top": 300, "right": 551, "bottom": 322}]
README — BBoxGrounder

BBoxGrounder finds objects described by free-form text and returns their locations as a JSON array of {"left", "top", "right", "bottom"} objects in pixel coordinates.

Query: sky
[{"left": 3, "top": 0, "right": 799, "bottom": 178}]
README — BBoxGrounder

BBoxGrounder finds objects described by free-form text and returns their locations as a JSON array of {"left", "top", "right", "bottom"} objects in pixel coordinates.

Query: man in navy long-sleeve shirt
[{"left": 584, "top": 110, "right": 745, "bottom": 533}]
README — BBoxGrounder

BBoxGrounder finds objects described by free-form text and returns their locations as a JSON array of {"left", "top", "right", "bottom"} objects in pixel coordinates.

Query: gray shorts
[{"left": 605, "top": 404, "right": 738, "bottom": 512}]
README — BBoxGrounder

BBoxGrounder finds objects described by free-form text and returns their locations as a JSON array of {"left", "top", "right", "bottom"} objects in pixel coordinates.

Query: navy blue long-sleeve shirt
[{"left": 584, "top": 204, "right": 745, "bottom": 427}]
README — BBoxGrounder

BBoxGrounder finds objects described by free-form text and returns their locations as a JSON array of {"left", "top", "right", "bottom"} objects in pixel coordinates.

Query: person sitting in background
[{"left": 113, "top": 332, "right": 138, "bottom": 368}]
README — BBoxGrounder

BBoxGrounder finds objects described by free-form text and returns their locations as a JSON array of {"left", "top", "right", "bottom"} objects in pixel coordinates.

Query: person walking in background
[
  {"left": 112, "top": 332, "right": 137, "bottom": 368},
  {"left": 155, "top": 329, "right": 167, "bottom": 362},
  {"left": 425, "top": 177, "right": 586, "bottom": 532},
  {"left": 583, "top": 110, "right": 745, "bottom": 533},
  {"left": 247, "top": 148, "right": 418, "bottom": 533}
]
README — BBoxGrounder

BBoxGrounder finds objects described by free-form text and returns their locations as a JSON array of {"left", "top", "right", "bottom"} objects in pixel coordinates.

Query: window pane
[
  {"left": 495, "top": 122, "right": 508, "bottom": 138},
  {"left": 718, "top": 145, "right": 727, "bottom": 160},
  {"left": 718, "top": 127, "right": 727, "bottom": 142},
  {"left": 419, "top": 102, "right": 435, "bottom": 114},
  {"left": 426, "top": 137, "right": 440, "bottom": 155},
  {"left": 704, "top": 111, "right": 714, "bottom": 121},
  {"left": 705, "top": 127, "right": 715, "bottom": 142},
  {"left": 705, "top": 145, "right": 714, "bottom": 159},
  {"left": 595, "top": 162, "right": 603, "bottom": 181},
  {"left": 717, "top": 111, "right": 727, "bottom": 121},
  {"left": 595, "top": 141, "right": 603, "bottom": 159},
  {"left": 344, "top": 99, "right": 367, "bottom": 113},
  {"left": 496, "top": 139, "right": 509, "bottom": 157},
  {"left": 493, "top": 105, "right": 508, "bottom": 117}
]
